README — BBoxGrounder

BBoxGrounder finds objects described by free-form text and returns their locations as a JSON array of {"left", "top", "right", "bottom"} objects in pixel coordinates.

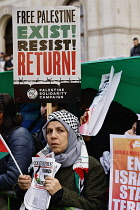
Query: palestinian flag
[
  {"left": 0, "top": 134, "right": 22, "bottom": 174},
  {"left": 0, "top": 135, "right": 9, "bottom": 159}
]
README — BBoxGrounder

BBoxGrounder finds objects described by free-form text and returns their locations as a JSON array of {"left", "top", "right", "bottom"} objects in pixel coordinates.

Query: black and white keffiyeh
[{"left": 46, "top": 110, "right": 81, "bottom": 137}]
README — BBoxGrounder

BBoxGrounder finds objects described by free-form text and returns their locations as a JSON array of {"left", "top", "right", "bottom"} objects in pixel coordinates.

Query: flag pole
[
  {"left": 0, "top": 134, "right": 23, "bottom": 175},
  {"left": 46, "top": 103, "right": 52, "bottom": 119}
]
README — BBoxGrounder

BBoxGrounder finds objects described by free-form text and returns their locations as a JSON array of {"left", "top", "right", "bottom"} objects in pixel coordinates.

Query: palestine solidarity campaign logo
[{"left": 27, "top": 88, "right": 38, "bottom": 99}]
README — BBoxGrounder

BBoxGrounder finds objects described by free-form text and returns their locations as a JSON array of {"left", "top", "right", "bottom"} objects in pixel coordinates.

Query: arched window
[
  {"left": 67, "top": 0, "right": 85, "bottom": 62},
  {"left": 4, "top": 17, "right": 13, "bottom": 55}
]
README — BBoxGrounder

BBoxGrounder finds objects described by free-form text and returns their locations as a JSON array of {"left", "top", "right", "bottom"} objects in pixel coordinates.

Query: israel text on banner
[{"left": 109, "top": 134, "right": 140, "bottom": 210}]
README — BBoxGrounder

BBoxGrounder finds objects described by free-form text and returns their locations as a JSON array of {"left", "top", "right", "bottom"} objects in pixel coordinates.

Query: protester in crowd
[
  {"left": 130, "top": 37, "right": 140, "bottom": 57},
  {"left": 77, "top": 88, "right": 98, "bottom": 117},
  {"left": 18, "top": 110, "right": 107, "bottom": 210},
  {"left": 78, "top": 88, "right": 138, "bottom": 161},
  {"left": 78, "top": 88, "right": 138, "bottom": 207},
  {"left": 4, "top": 54, "right": 13, "bottom": 71},
  {"left": 40, "top": 103, "right": 68, "bottom": 119},
  {"left": 18, "top": 103, "right": 43, "bottom": 134},
  {"left": 19, "top": 103, "right": 65, "bottom": 136},
  {"left": 125, "top": 119, "right": 140, "bottom": 135},
  {"left": 0, "top": 93, "right": 36, "bottom": 210},
  {"left": 18, "top": 103, "right": 68, "bottom": 150},
  {"left": 0, "top": 52, "right": 4, "bottom": 61},
  {"left": 100, "top": 119, "right": 140, "bottom": 178}
]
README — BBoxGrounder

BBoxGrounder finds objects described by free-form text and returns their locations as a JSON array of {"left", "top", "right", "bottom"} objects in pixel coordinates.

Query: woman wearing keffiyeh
[{"left": 18, "top": 110, "right": 107, "bottom": 210}]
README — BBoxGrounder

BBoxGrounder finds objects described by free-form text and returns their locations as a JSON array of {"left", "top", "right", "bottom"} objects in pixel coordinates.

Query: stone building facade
[{"left": 0, "top": 0, "right": 140, "bottom": 61}]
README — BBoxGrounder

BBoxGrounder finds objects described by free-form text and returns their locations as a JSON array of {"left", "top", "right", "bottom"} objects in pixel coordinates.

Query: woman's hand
[
  {"left": 44, "top": 176, "right": 62, "bottom": 195},
  {"left": 18, "top": 175, "right": 32, "bottom": 190}
]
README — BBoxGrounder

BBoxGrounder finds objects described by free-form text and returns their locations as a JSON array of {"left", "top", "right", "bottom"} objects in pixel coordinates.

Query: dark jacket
[
  {"left": 130, "top": 44, "right": 140, "bottom": 56},
  {"left": 4, "top": 59, "right": 13, "bottom": 71},
  {"left": 50, "top": 156, "right": 107, "bottom": 210},
  {"left": 19, "top": 103, "right": 42, "bottom": 133},
  {"left": 0, "top": 127, "right": 36, "bottom": 191}
]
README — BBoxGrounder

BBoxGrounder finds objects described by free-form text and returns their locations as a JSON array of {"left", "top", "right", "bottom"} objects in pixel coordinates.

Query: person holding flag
[
  {"left": 0, "top": 93, "right": 36, "bottom": 210},
  {"left": 18, "top": 110, "right": 107, "bottom": 210}
]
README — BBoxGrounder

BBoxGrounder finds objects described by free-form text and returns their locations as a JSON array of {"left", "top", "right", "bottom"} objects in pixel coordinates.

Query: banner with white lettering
[
  {"left": 109, "top": 134, "right": 140, "bottom": 210},
  {"left": 12, "top": 7, "right": 81, "bottom": 103}
]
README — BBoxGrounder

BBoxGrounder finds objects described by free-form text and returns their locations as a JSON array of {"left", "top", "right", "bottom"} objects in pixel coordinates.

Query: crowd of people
[
  {"left": 0, "top": 37, "right": 139, "bottom": 209},
  {"left": 0, "top": 89, "right": 139, "bottom": 210}
]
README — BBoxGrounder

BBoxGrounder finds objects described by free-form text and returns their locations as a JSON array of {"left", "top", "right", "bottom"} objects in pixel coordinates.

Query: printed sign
[
  {"left": 12, "top": 7, "right": 81, "bottom": 103},
  {"left": 79, "top": 67, "right": 122, "bottom": 136},
  {"left": 109, "top": 134, "right": 140, "bottom": 210}
]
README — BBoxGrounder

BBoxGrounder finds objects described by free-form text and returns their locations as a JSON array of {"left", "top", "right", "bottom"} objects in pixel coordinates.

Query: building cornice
[{"left": 88, "top": 27, "right": 140, "bottom": 36}]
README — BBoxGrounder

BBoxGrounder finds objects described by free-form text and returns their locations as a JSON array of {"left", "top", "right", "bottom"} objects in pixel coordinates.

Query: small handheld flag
[
  {"left": 0, "top": 134, "right": 23, "bottom": 175},
  {"left": 0, "top": 137, "right": 9, "bottom": 159}
]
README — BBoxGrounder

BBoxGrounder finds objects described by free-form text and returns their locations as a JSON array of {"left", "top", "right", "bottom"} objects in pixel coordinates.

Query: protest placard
[
  {"left": 79, "top": 66, "right": 122, "bottom": 136},
  {"left": 12, "top": 7, "right": 81, "bottom": 103},
  {"left": 109, "top": 134, "right": 140, "bottom": 210}
]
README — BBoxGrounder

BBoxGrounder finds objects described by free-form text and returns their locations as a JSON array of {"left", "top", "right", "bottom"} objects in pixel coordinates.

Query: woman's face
[
  {"left": 125, "top": 122, "right": 137, "bottom": 135},
  {"left": 46, "top": 121, "right": 68, "bottom": 154}
]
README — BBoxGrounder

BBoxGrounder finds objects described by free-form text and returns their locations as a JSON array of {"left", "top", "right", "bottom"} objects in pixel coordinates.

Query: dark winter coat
[
  {"left": 130, "top": 44, "right": 140, "bottom": 56},
  {"left": 50, "top": 156, "right": 107, "bottom": 210},
  {"left": 0, "top": 127, "right": 36, "bottom": 191}
]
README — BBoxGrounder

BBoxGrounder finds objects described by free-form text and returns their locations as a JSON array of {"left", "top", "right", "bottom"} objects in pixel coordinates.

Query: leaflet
[{"left": 21, "top": 156, "right": 61, "bottom": 210}]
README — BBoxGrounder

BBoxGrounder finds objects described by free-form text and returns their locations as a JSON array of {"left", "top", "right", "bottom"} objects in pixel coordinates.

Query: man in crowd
[{"left": 130, "top": 37, "right": 140, "bottom": 57}]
